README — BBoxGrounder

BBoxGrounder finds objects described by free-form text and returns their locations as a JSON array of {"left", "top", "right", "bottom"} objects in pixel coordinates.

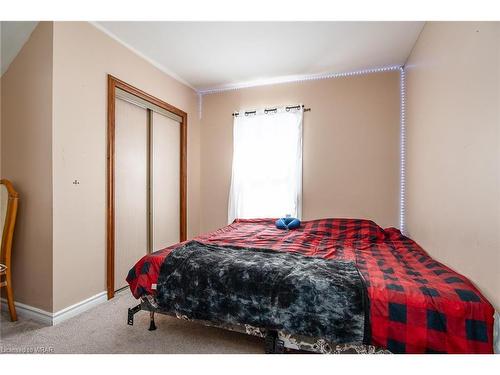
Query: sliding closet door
[
  {"left": 151, "top": 112, "right": 180, "bottom": 251},
  {"left": 114, "top": 98, "right": 149, "bottom": 291}
]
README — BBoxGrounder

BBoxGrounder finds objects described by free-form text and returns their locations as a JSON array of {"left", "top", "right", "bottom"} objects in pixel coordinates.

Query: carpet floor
[{"left": 0, "top": 291, "right": 263, "bottom": 354}]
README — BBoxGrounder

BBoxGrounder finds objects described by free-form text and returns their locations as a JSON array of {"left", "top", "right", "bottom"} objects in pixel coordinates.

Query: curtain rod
[{"left": 232, "top": 105, "right": 311, "bottom": 117}]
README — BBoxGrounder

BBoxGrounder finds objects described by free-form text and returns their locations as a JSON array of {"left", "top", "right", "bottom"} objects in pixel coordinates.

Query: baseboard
[
  {"left": 0, "top": 298, "right": 53, "bottom": 326},
  {"left": 52, "top": 291, "right": 107, "bottom": 325},
  {"left": 1, "top": 291, "right": 107, "bottom": 326}
]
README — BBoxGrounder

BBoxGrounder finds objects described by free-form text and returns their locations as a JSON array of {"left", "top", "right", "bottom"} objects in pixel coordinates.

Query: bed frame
[{"left": 127, "top": 296, "right": 389, "bottom": 354}]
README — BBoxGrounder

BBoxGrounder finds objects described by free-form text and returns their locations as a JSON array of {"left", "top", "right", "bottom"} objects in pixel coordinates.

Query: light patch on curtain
[{"left": 228, "top": 106, "right": 303, "bottom": 223}]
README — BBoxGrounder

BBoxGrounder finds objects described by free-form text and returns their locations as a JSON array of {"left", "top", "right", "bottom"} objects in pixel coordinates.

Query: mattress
[{"left": 126, "top": 218, "right": 495, "bottom": 353}]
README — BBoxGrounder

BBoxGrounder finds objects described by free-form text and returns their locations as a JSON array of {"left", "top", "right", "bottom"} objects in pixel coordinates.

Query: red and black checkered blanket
[{"left": 126, "top": 218, "right": 495, "bottom": 353}]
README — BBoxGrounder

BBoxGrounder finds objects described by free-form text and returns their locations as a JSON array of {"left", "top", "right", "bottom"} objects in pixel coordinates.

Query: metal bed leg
[
  {"left": 148, "top": 311, "right": 157, "bottom": 331},
  {"left": 275, "top": 337, "right": 285, "bottom": 353},
  {"left": 127, "top": 304, "right": 141, "bottom": 326},
  {"left": 264, "top": 330, "right": 284, "bottom": 354}
]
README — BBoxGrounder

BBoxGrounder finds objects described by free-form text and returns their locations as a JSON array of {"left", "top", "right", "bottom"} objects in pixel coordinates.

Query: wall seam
[{"left": 399, "top": 66, "right": 407, "bottom": 234}]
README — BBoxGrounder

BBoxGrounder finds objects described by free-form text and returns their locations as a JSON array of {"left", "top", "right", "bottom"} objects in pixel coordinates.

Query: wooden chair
[{"left": 1, "top": 179, "right": 19, "bottom": 321}]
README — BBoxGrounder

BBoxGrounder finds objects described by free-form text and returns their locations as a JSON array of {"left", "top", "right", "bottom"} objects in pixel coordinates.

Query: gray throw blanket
[{"left": 156, "top": 241, "right": 368, "bottom": 344}]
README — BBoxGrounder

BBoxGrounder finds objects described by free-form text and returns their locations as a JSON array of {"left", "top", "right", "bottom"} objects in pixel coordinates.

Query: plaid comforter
[{"left": 126, "top": 218, "right": 495, "bottom": 353}]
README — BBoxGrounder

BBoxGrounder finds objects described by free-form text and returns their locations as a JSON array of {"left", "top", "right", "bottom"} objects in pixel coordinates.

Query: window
[{"left": 228, "top": 106, "right": 303, "bottom": 223}]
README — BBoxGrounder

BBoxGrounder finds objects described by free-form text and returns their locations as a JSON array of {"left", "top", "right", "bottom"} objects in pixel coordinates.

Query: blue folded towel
[{"left": 275, "top": 217, "right": 301, "bottom": 230}]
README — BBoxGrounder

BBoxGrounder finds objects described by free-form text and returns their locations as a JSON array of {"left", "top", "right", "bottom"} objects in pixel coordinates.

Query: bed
[{"left": 126, "top": 218, "right": 495, "bottom": 354}]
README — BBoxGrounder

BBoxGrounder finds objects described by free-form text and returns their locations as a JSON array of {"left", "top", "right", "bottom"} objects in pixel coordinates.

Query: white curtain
[{"left": 228, "top": 106, "right": 303, "bottom": 223}]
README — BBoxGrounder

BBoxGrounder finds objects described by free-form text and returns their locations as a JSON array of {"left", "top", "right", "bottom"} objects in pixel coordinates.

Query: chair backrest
[{"left": 0, "top": 179, "right": 19, "bottom": 267}]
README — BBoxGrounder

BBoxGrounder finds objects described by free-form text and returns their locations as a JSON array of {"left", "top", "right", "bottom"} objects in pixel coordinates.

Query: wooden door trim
[{"left": 107, "top": 75, "right": 187, "bottom": 299}]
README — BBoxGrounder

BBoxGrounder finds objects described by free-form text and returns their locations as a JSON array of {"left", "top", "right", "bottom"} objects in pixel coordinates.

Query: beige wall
[
  {"left": 8, "top": 20, "right": 497, "bottom": 318},
  {"left": 200, "top": 71, "right": 400, "bottom": 233},
  {"left": 51, "top": 22, "right": 201, "bottom": 311},
  {"left": 406, "top": 22, "right": 500, "bottom": 310},
  {"left": 0, "top": 22, "right": 54, "bottom": 312}
]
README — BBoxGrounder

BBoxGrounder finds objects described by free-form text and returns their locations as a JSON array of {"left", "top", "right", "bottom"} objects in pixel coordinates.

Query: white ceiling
[
  {"left": 1, "top": 22, "right": 424, "bottom": 90},
  {"left": 1, "top": 21, "right": 39, "bottom": 75},
  {"left": 97, "top": 21, "right": 424, "bottom": 91}
]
